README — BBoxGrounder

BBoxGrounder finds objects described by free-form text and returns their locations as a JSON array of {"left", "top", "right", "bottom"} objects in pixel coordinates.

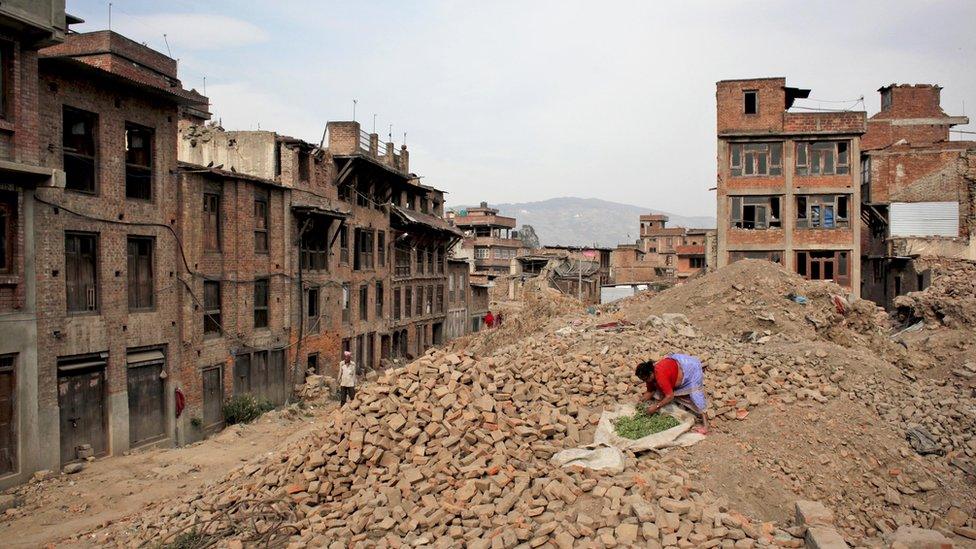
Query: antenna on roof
[
  {"left": 403, "top": 132, "right": 407, "bottom": 146},
  {"left": 108, "top": 3, "right": 112, "bottom": 31},
  {"left": 202, "top": 76, "right": 206, "bottom": 97},
  {"left": 352, "top": 99, "right": 357, "bottom": 121},
  {"left": 372, "top": 114, "right": 377, "bottom": 133},
  {"left": 163, "top": 33, "right": 172, "bottom": 57},
  {"left": 388, "top": 124, "right": 392, "bottom": 142}
]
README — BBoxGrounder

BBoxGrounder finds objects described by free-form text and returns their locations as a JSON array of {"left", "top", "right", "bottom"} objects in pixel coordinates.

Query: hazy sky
[{"left": 70, "top": 1, "right": 975, "bottom": 217}]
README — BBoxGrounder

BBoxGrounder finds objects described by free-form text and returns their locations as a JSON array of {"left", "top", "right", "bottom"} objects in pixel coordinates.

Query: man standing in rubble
[
  {"left": 636, "top": 354, "right": 710, "bottom": 434},
  {"left": 338, "top": 351, "right": 357, "bottom": 406}
]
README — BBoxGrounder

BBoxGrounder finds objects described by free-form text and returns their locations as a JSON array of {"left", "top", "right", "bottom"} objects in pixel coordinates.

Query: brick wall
[
  {"left": 717, "top": 78, "right": 786, "bottom": 135},
  {"left": 783, "top": 111, "right": 866, "bottom": 134},
  {"left": 34, "top": 66, "right": 183, "bottom": 432}
]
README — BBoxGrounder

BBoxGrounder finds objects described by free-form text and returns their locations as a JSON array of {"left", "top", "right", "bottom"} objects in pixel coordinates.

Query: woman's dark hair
[{"left": 635, "top": 361, "right": 654, "bottom": 380}]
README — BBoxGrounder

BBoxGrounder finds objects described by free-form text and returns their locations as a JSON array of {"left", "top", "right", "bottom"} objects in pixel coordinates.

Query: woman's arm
[{"left": 646, "top": 391, "right": 674, "bottom": 414}]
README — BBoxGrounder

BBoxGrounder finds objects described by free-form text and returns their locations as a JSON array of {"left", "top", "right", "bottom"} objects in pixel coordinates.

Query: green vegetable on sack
[{"left": 612, "top": 407, "right": 680, "bottom": 439}]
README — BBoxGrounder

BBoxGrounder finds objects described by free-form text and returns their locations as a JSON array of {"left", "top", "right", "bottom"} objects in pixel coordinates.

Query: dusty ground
[{"left": 0, "top": 399, "right": 336, "bottom": 548}]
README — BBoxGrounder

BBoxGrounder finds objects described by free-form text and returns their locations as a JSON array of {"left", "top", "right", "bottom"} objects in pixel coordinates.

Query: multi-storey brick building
[
  {"left": 0, "top": 7, "right": 479, "bottom": 487},
  {"left": 716, "top": 78, "right": 866, "bottom": 295},
  {"left": 860, "top": 84, "right": 975, "bottom": 308},
  {"left": 610, "top": 214, "right": 713, "bottom": 285},
  {"left": 0, "top": 0, "right": 70, "bottom": 488},
  {"left": 450, "top": 202, "right": 524, "bottom": 276}
]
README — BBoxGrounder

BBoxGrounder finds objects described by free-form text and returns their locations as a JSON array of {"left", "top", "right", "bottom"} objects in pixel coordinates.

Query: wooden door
[
  {"left": 233, "top": 354, "right": 251, "bottom": 396},
  {"left": 58, "top": 369, "right": 106, "bottom": 465},
  {"left": 252, "top": 351, "right": 269, "bottom": 401},
  {"left": 202, "top": 367, "right": 223, "bottom": 430},
  {"left": 127, "top": 363, "right": 165, "bottom": 446},
  {"left": 0, "top": 359, "right": 15, "bottom": 475},
  {"left": 268, "top": 350, "right": 285, "bottom": 406}
]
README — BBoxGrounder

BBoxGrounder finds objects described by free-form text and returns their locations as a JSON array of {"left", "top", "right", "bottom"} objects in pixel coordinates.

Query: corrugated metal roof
[{"left": 890, "top": 202, "right": 959, "bottom": 237}]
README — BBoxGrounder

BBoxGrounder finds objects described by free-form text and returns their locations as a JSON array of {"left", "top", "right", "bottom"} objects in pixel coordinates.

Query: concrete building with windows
[
  {"left": 716, "top": 77, "right": 866, "bottom": 295},
  {"left": 449, "top": 202, "right": 524, "bottom": 276}
]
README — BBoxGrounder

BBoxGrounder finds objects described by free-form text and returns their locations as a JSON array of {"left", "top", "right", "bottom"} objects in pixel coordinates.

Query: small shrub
[
  {"left": 613, "top": 408, "right": 680, "bottom": 439},
  {"left": 162, "top": 529, "right": 209, "bottom": 549},
  {"left": 189, "top": 417, "right": 203, "bottom": 429},
  {"left": 222, "top": 394, "right": 275, "bottom": 425}
]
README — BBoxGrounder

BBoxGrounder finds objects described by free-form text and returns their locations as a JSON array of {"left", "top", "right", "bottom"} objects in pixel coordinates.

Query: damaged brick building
[
  {"left": 0, "top": 4, "right": 481, "bottom": 488},
  {"left": 859, "top": 84, "right": 975, "bottom": 309},
  {"left": 716, "top": 78, "right": 866, "bottom": 295},
  {"left": 610, "top": 214, "right": 714, "bottom": 285}
]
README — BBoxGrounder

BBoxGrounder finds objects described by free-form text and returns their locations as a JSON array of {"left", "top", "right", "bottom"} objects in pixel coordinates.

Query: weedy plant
[{"left": 612, "top": 407, "right": 680, "bottom": 439}]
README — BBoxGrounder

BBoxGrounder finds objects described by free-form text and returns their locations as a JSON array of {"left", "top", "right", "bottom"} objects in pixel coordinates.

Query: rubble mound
[
  {"left": 620, "top": 259, "right": 891, "bottom": 348},
  {"left": 105, "top": 344, "right": 814, "bottom": 548},
  {"left": 894, "top": 258, "right": 976, "bottom": 327}
]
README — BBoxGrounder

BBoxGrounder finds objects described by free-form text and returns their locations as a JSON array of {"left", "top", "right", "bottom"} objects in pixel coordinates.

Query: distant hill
[{"left": 453, "top": 197, "right": 715, "bottom": 248}]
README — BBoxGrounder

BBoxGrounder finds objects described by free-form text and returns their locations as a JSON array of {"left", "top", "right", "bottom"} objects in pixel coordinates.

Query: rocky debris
[
  {"left": 0, "top": 494, "right": 16, "bottom": 513},
  {"left": 894, "top": 258, "right": 976, "bottom": 328},
  {"left": 296, "top": 374, "right": 335, "bottom": 401},
  {"left": 887, "top": 525, "right": 955, "bottom": 548},
  {"left": 795, "top": 500, "right": 835, "bottom": 528},
  {"left": 47, "top": 260, "right": 976, "bottom": 547},
  {"left": 62, "top": 463, "right": 84, "bottom": 475}
]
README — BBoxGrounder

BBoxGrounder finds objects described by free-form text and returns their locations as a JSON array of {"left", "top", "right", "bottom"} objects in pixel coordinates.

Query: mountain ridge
[{"left": 451, "top": 197, "right": 715, "bottom": 248}]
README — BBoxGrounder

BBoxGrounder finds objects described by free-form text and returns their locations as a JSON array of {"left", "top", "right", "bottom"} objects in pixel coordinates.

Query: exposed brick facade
[
  {"left": 859, "top": 84, "right": 975, "bottom": 308},
  {"left": 716, "top": 77, "right": 865, "bottom": 294}
]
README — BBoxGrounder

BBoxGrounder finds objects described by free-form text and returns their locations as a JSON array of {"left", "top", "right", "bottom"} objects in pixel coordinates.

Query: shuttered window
[
  {"left": 254, "top": 190, "right": 269, "bottom": 253},
  {"left": 124, "top": 123, "right": 153, "bottom": 200},
  {"left": 127, "top": 236, "right": 154, "bottom": 310},
  {"left": 65, "top": 232, "right": 97, "bottom": 312},
  {"left": 203, "top": 192, "right": 221, "bottom": 252},
  {"left": 203, "top": 280, "right": 221, "bottom": 336},
  {"left": 253, "top": 278, "right": 269, "bottom": 328}
]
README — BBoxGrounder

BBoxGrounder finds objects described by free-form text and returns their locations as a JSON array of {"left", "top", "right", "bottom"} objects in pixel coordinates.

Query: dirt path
[{"left": 0, "top": 400, "right": 336, "bottom": 548}]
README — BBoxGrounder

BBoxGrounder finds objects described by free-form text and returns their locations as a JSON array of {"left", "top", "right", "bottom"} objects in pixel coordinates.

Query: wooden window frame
[
  {"left": 377, "top": 231, "right": 386, "bottom": 267},
  {"left": 795, "top": 250, "right": 850, "bottom": 287},
  {"left": 415, "top": 285, "right": 423, "bottom": 317},
  {"left": 341, "top": 283, "right": 350, "bottom": 323},
  {"left": 730, "top": 196, "right": 782, "bottom": 229},
  {"left": 393, "top": 287, "right": 401, "bottom": 320},
  {"left": 253, "top": 277, "right": 269, "bottom": 329},
  {"left": 375, "top": 281, "right": 383, "bottom": 318},
  {"left": 65, "top": 231, "right": 98, "bottom": 313},
  {"left": 126, "top": 236, "right": 155, "bottom": 311},
  {"left": 796, "top": 195, "right": 850, "bottom": 229},
  {"left": 203, "top": 191, "right": 221, "bottom": 252},
  {"left": 62, "top": 106, "right": 98, "bottom": 194},
  {"left": 124, "top": 122, "right": 154, "bottom": 201},
  {"left": 729, "top": 142, "right": 782, "bottom": 177},
  {"left": 203, "top": 280, "right": 221, "bottom": 337},
  {"left": 254, "top": 189, "right": 269, "bottom": 254},
  {"left": 359, "top": 284, "right": 368, "bottom": 321},
  {"left": 743, "top": 90, "right": 758, "bottom": 115},
  {"left": 0, "top": 191, "right": 15, "bottom": 274},
  {"left": 338, "top": 225, "right": 349, "bottom": 265},
  {"left": 404, "top": 287, "right": 412, "bottom": 319},
  {"left": 796, "top": 141, "right": 850, "bottom": 176}
]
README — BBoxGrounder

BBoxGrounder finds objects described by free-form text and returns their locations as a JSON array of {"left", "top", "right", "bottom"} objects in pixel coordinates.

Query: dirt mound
[
  {"left": 895, "top": 258, "right": 976, "bottom": 327},
  {"left": 619, "top": 259, "right": 892, "bottom": 349}
]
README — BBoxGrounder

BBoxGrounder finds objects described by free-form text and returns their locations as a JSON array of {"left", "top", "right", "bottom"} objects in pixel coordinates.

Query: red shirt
[
  {"left": 484, "top": 312, "right": 494, "bottom": 327},
  {"left": 651, "top": 357, "right": 679, "bottom": 396}
]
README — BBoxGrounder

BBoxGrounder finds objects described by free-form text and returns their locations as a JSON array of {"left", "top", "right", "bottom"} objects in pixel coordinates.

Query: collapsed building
[
  {"left": 509, "top": 252, "right": 602, "bottom": 305},
  {"left": 859, "top": 84, "right": 976, "bottom": 309},
  {"left": 0, "top": 3, "right": 484, "bottom": 488}
]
